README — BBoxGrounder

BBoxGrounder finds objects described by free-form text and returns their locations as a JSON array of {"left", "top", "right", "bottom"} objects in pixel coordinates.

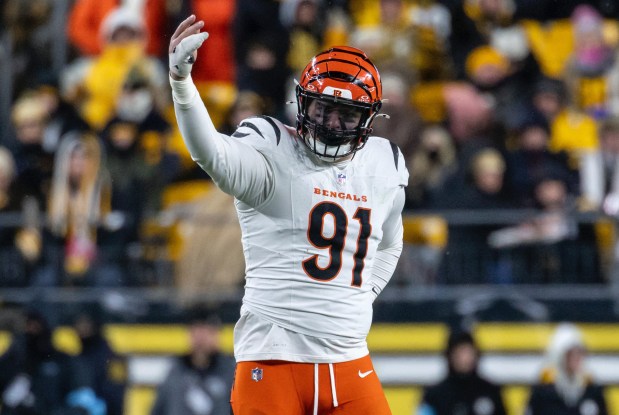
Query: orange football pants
[{"left": 230, "top": 355, "right": 391, "bottom": 415}]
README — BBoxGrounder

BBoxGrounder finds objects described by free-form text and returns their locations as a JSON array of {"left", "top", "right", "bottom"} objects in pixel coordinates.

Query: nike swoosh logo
[{"left": 358, "top": 370, "right": 374, "bottom": 378}]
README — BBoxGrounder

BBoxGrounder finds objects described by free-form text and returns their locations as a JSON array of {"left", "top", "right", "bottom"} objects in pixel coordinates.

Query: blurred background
[{"left": 2, "top": 0, "right": 619, "bottom": 414}]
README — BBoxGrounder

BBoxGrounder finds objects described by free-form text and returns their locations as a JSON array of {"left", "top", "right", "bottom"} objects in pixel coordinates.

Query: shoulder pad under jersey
[
  {"left": 364, "top": 136, "right": 409, "bottom": 187},
  {"left": 231, "top": 116, "right": 287, "bottom": 150}
]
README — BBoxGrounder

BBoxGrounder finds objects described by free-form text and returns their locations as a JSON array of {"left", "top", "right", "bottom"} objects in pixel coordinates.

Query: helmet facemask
[{"left": 296, "top": 87, "right": 381, "bottom": 160}]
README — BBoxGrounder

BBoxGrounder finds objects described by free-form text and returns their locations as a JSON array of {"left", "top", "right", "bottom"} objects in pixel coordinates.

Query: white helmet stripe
[{"left": 322, "top": 87, "right": 353, "bottom": 99}]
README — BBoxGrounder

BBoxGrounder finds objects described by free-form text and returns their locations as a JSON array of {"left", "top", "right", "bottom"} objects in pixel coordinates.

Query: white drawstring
[
  {"left": 313, "top": 363, "right": 339, "bottom": 414},
  {"left": 328, "top": 363, "right": 339, "bottom": 407},
  {"left": 313, "top": 364, "right": 319, "bottom": 415}
]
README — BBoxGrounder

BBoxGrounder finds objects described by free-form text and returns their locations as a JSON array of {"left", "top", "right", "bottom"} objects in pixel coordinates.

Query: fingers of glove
[
  {"left": 171, "top": 15, "right": 196, "bottom": 41},
  {"left": 169, "top": 19, "right": 204, "bottom": 53},
  {"left": 170, "top": 32, "right": 210, "bottom": 77},
  {"left": 176, "top": 32, "right": 210, "bottom": 58}
]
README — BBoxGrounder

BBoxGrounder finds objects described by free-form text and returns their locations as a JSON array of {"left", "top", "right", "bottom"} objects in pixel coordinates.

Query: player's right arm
[{"left": 168, "top": 15, "right": 273, "bottom": 205}]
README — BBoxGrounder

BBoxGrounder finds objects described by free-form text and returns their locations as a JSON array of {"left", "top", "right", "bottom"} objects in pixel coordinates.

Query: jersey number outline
[{"left": 302, "top": 201, "right": 372, "bottom": 287}]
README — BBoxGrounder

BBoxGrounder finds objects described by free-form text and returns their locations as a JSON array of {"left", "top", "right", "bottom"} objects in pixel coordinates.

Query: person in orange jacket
[{"left": 67, "top": 0, "right": 168, "bottom": 57}]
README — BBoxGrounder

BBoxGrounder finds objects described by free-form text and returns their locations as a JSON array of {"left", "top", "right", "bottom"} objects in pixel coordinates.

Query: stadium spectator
[
  {"left": 67, "top": 0, "right": 168, "bottom": 57},
  {"left": 442, "top": 82, "right": 496, "bottom": 145},
  {"left": 233, "top": 0, "right": 290, "bottom": 119},
  {"left": 563, "top": 5, "right": 619, "bottom": 121},
  {"left": 348, "top": 0, "right": 417, "bottom": 72},
  {"left": 407, "top": 0, "right": 453, "bottom": 82},
  {"left": 0, "top": 309, "right": 81, "bottom": 415},
  {"left": 416, "top": 329, "right": 507, "bottom": 415},
  {"left": 599, "top": 117, "right": 619, "bottom": 214},
  {"left": 71, "top": 309, "right": 127, "bottom": 415},
  {"left": 150, "top": 307, "right": 235, "bottom": 415},
  {"left": 61, "top": 5, "right": 168, "bottom": 131},
  {"left": 489, "top": 165, "right": 602, "bottom": 283},
  {"left": 579, "top": 115, "right": 619, "bottom": 210},
  {"left": 101, "top": 65, "right": 179, "bottom": 218},
  {"left": 433, "top": 147, "right": 512, "bottom": 210},
  {"left": 406, "top": 125, "right": 458, "bottom": 209},
  {"left": 526, "top": 323, "right": 609, "bottom": 415},
  {"left": 370, "top": 69, "right": 423, "bottom": 162},
  {"left": 32, "top": 134, "right": 126, "bottom": 287},
  {"left": 433, "top": 148, "right": 516, "bottom": 283},
  {"left": 9, "top": 92, "right": 56, "bottom": 209},
  {"left": 503, "top": 110, "right": 577, "bottom": 208},
  {"left": 543, "top": 72, "right": 601, "bottom": 210},
  {"left": 1, "top": 0, "right": 55, "bottom": 98},
  {"left": 531, "top": 76, "right": 568, "bottom": 124},
  {"left": 548, "top": 106, "right": 600, "bottom": 210},
  {"left": 34, "top": 80, "right": 91, "bottom": 153},
  {"left": 281, "top": 0, "right": 348, "bottom": 127},
  {"left": 445, "top": 0, "right": 518, "bottom": 80},
  {"left": 280, "top": 0, "right": 326, "bottom": 76},
  {"left": 464, "top": 44, "right": 541, "bottom": 132},
  {"left": 349, "top": 0, "right": 453, "bottom": 84},
  {"left": 531, "top": 170, "right": 602, "bottom": 283},
  {"left": 0, "top": 147, "right": 40, "bottom": 287}
]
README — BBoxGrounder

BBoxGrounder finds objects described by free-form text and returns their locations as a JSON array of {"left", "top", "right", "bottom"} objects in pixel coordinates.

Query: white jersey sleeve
[
  {"left": 366, "top": 140, "right": 407, "bottom": 299},
  {"left": 170, "top": 76, "right": 274, "bottom": 206}
]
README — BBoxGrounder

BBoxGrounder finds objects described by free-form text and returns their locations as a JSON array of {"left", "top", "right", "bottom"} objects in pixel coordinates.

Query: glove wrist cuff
[{"left": 169, "top": 74, "right": 197, "bottom": 105}]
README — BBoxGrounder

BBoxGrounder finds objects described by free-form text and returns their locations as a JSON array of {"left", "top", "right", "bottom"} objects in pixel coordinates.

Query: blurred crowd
[
  {"left": 2, "top": 0, "right": 619, "bottom": 289},
  {"left": 416, "top": 324, "right": 609, "bottom": 415},
  {"left": 0, "top": 305, "right": 608, "bottom": 415},
  {"left": 0, "top": 304, "right": 234, "bottom": 415},
  {"left": 0, "top": 307, "right": 126, "bottom": 415}
]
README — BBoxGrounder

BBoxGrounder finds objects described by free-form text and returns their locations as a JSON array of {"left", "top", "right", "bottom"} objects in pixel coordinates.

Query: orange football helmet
[{"left": 296, "top": 46, "right": 383, "bottom": 159}]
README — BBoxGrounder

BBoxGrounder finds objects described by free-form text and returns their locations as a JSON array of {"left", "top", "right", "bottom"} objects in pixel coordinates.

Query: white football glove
[{"left": 169, "top": 32, "right": 209, "bottom": 79}]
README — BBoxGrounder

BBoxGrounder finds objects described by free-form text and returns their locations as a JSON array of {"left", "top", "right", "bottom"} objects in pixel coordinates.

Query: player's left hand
[{"left": 169, "top": 15, "right": 209, "bottom": 80}]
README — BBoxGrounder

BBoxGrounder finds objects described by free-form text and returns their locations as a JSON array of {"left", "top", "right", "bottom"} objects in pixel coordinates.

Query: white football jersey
[
  {"left": 203, "top": 116, "right": 408, "bottom": 362},
  {"left": 171, "top": 76, "right": 408, "bottom": 362}
]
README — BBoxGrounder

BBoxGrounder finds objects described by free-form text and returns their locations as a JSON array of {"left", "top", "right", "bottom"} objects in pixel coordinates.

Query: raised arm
[{"left": 168, "top": 16, "right": 273, "bottom": 205}]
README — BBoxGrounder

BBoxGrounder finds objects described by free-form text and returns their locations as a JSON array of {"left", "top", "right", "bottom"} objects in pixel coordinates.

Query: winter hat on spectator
[
  {"left": 465, "top": 45, "right": 510, "bottom": 79},
  {"left": 571, "top": 4, "right": 603, "bottom": 35},
  {"left": 545, "top": 323, "right": 586, "bottom": 371},
  {"left": 491, "top": 26, "right": 529, "bottom": 61},
  {"left": 516, "top": 109, "right": 550, "bottom": 135},
  {"left": 11, "top": 94, "right": 48, "bottom": 128},
  {"left": 100, "top": 6, "right": 145, "bottom": 42}
]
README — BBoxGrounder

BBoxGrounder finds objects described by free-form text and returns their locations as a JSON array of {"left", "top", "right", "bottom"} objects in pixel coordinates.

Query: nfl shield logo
[
  {"left": 336, "top": 172, "right": 346, "bottom": 186},
  {"left": 251, "top": 367, "right": 263, "bottom": 382}
]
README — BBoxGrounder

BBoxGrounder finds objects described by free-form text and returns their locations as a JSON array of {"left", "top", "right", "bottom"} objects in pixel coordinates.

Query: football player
[{"left": 169, "top": 15, "right": 409, "bottom": 415}]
